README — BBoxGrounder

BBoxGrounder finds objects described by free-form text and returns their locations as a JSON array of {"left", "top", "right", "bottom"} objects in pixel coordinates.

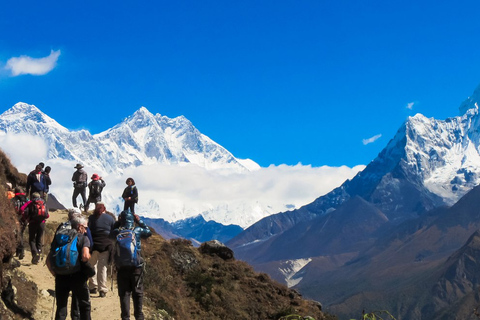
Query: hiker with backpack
[
  {"left": 72, "top": 163, "right": 88, "bottom": 209},
  {"left": 26, "top": 164, "right": 48, "bottom": 199},
  {"left": 87, "top": 202, "right": 115, "bottom": 298},
  {"left": 122, "top": 177, "right": 138, "bottom": 214},
  {"left": 84, "top": 173, "right": 106, "bottom": 212},
  {"left": 11, "top": 187, "right": 28, "bottom": 260},
  {"left": 20, "top": 192, "right": 49, "bottom": 264},
  {"left": 111, "top": 210, "right": 151, "bottom": 320},
  {"left": 47, "top": 215, "right": 94, "bottom": 320},
  {"left": 53, "top": 208, "right": 94, "bottom": 320}
]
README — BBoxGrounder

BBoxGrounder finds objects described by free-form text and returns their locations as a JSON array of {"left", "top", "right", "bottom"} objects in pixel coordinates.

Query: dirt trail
[{"left": 16, "top": 209, "right": 149, "bottom": 320}]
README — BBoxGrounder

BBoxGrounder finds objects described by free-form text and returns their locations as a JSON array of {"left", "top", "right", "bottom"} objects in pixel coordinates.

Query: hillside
[{"left": 0, "top": 149, "right": 329, "bottom": 320}]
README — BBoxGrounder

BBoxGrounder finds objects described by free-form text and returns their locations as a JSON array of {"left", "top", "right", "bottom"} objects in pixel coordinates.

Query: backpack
[
  {"left": 12, "top": 195, "right": 28, "bottom": 215},
  {"left": 51, "top": 228, "right": 81, "bottom": 275},
  {"left": 29, "top": 199, "right": 47, "bottom": 222},
  {"left": 90, "top": 183, "right": 102, "bottom": 198},
  {"left": 114, "top": 228, "right": 140, "bottom": 268}
]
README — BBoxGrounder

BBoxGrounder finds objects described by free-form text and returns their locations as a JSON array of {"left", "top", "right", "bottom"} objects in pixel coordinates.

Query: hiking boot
[
  {"left": 18, "top": 251, "right": 24, "bottom": 260},
  {"left": 32, "top": 255, "right": 40, "bottom": 265},
  {"left": 99, "top": 291, "right": 106, "bottom": 298},
  {"left": 89, "top": 288, "right": 97, "bottom": 294}
]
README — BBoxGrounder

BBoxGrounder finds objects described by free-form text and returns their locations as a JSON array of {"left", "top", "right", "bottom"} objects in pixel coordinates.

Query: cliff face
[
  {"left": 0, "top": 149, "right": 35, "bottom": 319},
  {"left": 0, "top": 149, "right": 25, "bottom": 264}
]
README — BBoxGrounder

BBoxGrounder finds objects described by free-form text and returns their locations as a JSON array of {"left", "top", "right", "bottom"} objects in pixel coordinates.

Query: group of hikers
[{"left": 8, "top": 162, "right": 152, "bottom": 320}]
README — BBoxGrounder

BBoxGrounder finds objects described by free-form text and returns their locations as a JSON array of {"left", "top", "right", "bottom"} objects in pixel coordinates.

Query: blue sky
[{"left": 2, "top": 1, "right": 480, "bottom": 168}]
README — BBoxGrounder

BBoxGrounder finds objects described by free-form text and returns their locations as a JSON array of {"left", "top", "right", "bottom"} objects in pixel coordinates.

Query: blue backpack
[
  {"left": 114, "top": 228, "right": 140, "bottom": 268},
  {"left": 51, "top": 228, "right": 81, "bottom": 275}
]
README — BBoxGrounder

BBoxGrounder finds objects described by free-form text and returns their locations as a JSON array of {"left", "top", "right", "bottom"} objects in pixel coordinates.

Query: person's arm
[
  {"left": 134, "top": 215, "right": 152, "bottom": 239},
  {"left": 45, "top": 174, "right": 51, "bottom": 186},
  {"left": 81, "top": 235, "right": 91, "bottom": 261},
  {"left": 81, "top": 246, "right": 90, "bottom": 262},
  {"left": 20, "top": 201, "right": 31, "bottom": 222},
  {"left": 133, "top": 186, "right": 139, "bottom": 203}
]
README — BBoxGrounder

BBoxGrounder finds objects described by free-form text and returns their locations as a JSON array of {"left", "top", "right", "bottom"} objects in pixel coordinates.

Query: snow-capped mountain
[
  {"left": 0, "top": 103, "right": 258, "bottom": 173},
  {"left": 0, "top": 103, "right": 289, "bottom": 227},
  {"left": 226, "top": 83, "right": 480, "bottom": 319},
  {"left": 229, "top": 82, "right": 480, "bottom": 249}
]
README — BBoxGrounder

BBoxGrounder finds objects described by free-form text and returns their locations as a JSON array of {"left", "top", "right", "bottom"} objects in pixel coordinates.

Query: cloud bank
[
  {"left": 0, "top": 133, "right": 364, "bottom": 227},
  {"left": 362, "top": 134, "right": 382, "bottom": 145},
  {"left": 5, "top": 50, "right": 61, "bottom": 76}
]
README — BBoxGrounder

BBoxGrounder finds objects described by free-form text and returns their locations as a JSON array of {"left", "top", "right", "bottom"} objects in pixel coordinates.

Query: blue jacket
[
  {"left": 26, "top": 170, "right": 47, "bottom": 195},
  {"left": 110, "top": 211, "right": 151, "bottom": 254}
]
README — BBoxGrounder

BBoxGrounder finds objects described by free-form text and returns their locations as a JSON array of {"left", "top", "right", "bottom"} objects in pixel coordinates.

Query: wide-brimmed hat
[
  {"left": 32, "top": 192, "right": 41, "bottom": 198},
  {"left": 91, "top": 173, "right": 100, "bottom": 180},
  {"left": 74, "top": 164, "right": 84, "bottom": 169}
]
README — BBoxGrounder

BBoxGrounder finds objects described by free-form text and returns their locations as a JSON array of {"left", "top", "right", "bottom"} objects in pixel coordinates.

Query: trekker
[
  {"left": 111, "top": 210, "right": 151, "bottom": 320},
  {"left": 11, "top": 187, "right": 28, "bottom": 259},
  {"left": 55, "top": 208, "right": 93, "bottom": 320},
  {"left": 44, "top": 166, "right": 52, "bottom": 203},
  {"left": 21, "top": 192, "right": 49, "bottom": 264},
  {"left": 59, "top": 208, "right": 93, "bottom": 251},
  {"left": 47, "top": 215, "right": 93, "bottom": 320},
  {"left": 122, "top": 177, "right": 138, "bottom": 214},
  {"left": 84, "top": 174, "right": 106, "bottom": 212},
  {"left": 26, "top": 164, "right": 47, "bottom": 199},
  {"left": 88, "top": 202, "right": 115, "bottom": 297},
  {"left": 72, "top": 164, "right": 88, "bottom": 209}
]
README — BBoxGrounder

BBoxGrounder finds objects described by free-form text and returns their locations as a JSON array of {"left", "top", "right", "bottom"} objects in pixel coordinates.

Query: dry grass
[{"left": 142, "top": 236, "right": 329, "bottom": 320}]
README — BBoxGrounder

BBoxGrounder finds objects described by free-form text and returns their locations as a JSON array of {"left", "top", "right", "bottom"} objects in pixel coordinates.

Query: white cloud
[
  {"left": 0, "top": 132, "right": 365, "bottom": 227},
  {"left": 5, "top": 50, "right": 61, "bottom": 76},
  {"left": 406, "top": 102, "right": 415, "bottom": 110},
  {"left": 0, "top": 133, "right": 47, "bottom": 170},
  {"left": 362, "top": 134, "right": 382, "bottom": 145}
]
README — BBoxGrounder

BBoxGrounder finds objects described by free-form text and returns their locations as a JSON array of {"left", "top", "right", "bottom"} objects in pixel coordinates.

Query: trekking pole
[
  {"left": 136, "top": 262, "right": 145, "bottom": 289},
  {"left": 51, "top": 292, "right": 56, "bottom": 320},
  {"left": 41, "top": 231, "right": 45, "bottom": 261},
  {"left": 110, "top": 263, "right": 114, "bottom": 292}
]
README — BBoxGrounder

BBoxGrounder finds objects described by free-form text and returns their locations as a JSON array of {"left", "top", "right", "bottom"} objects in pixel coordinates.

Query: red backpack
[{"left": 29, "top": 199, "right": 48, "bottom": 222}]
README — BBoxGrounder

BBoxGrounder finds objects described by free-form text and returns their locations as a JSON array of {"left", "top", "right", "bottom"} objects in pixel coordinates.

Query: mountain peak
[
  {"left": 5, "top": 102, "right": 44, "bottom": 119},
  {"left": 0, "top": 102, "right": 66, "bottom": 132},
  {"left": 459, "top": 83, "right": 480, "bottom": 115}
]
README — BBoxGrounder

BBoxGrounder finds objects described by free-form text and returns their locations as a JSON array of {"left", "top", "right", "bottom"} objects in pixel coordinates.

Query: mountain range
[
  {"left": 227, "top": 83, "right": 480, "bottom": 319},
  {"left": 0, "top": 103, "right": 304, "bottom": 229},
  {"left": 143, "top": 215, "right": 243, "bottom": 245},
  {"left": 0, "top": 103, "right": 257, "bottom": 173}
]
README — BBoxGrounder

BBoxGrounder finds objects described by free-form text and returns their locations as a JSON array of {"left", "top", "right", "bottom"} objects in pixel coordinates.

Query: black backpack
[
  {"left": 90, "top": 182, "right": 102, "bottom": 197},
  {"left": 12, "top": 195, "right": 28, "bottom": 215}
]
